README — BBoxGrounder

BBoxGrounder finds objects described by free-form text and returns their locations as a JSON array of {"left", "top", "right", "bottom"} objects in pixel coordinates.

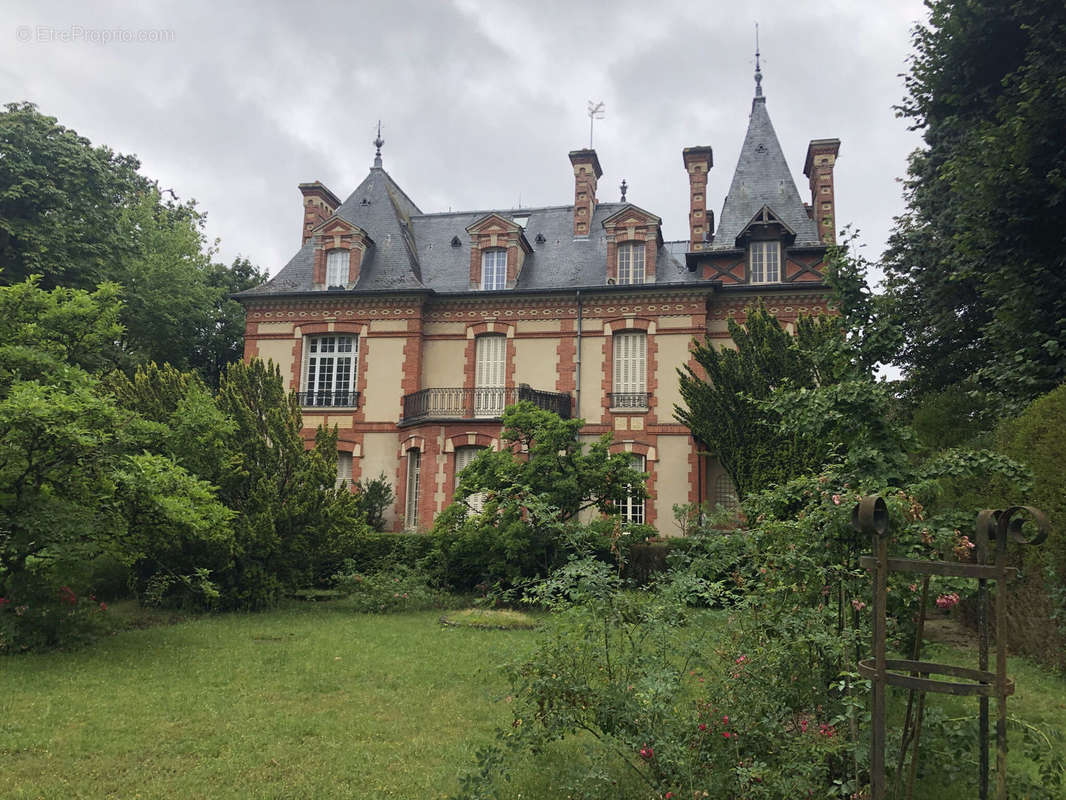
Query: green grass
[
  {"left": 2, "top": 604, "right": 1063, "bottom": 799},
  {"left": 0, "top": 602, "right": 531, "bottom": 799}
]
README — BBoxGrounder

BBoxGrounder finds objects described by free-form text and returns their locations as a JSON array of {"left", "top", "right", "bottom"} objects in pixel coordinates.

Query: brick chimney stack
[
  {"left": 568, "top": 149, "right": 602, "bottom": 238},
  {"left": 803, "top": 139, "right": 841, "bottom": 244},
  {"left": 298, "top": 182, "right": 341, "bottom": 246},
  {"left": 682, "top": 146, "right": 714, "bottom": 251}
]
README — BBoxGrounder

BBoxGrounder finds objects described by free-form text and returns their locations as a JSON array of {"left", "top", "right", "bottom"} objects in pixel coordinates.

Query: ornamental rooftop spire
[
  {"left": 373, "top": 120, "right": 384, "bottom": 168},
  {"left": 754, "top": 23, "right": 763, "bottom": 99}
]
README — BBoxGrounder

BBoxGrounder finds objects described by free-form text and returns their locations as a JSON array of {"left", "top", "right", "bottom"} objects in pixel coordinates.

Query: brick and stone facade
[{"left": 237, "top": 79, "right": 838, "bottom": 533}]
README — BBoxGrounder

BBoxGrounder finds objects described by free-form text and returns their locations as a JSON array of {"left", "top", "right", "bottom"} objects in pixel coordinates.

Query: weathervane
[
  {"left": 620, "top": 179, "right": 628, "bottom": 202},
  {"left": 754, "top": 23, "right": 763, "bottom": 98},
  {"left": 587, "top": 101, "right": 605, "bottom": 149},
  {"left": 373, "top": 120, "right": 384, "bottom": 168}
]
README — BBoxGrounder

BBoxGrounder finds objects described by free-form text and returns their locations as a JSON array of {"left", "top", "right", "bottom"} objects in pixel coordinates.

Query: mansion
[{"left": 236, "top": 73, "right": 840, "bottom": 533}]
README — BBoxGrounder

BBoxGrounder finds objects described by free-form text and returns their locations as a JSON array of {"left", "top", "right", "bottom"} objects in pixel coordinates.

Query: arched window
[
  {"left": 617, "top": 242, "right": 645, "bottom": 284},
  {"left": 302, "top": 335, "right": 358, "bottom": 407},
  {"left": 620, "top": 454, "right": 646, "bottom": 524},
  {"left": 404, "top": 449, "right": 421, "bottom": 530},
  {"left": 714, "top": 473, "right": 739, "bottom": 511},
  {"left": 474, "top": 334, "right": 506, "bottom": 417},
  {"left": 325, "top": 249, "right": 348, "bottom": 287},
  {"left": 611, "top": 331, "right": 647, "bottom": 409},
  {"left": 481, "top": 249, "right": 507, "bottom": 290},
  {"left": 335, "top": 451, "right": 353, "bottom": 490},
  {"left": 455, "top": 445, "right": 487, "bottom": 512}
]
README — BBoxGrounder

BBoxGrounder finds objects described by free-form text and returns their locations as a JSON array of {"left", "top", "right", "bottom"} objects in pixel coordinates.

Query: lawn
[
  {"left": 2, "top": 603, "right": 1064, "bottom": 799},
  {"left": 0, "top": 602, "right": 531, "bottom": 800}
]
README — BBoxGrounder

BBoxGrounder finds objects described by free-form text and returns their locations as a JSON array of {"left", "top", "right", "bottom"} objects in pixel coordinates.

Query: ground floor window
[
  {"left": 404, "top": 449, "right": 421, "bottom": 529},
  {"left": 336, "top": 451, "right": 353, "bottom": 490},
  {"left": 454, "top": 445, "right": 488, "bottom": 512},
  {"left": 620, "top": 454, "right": 646, "bottom": 524}
]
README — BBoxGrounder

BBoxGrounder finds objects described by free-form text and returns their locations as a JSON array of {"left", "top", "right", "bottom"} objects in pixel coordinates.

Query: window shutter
[
  {"left": 475, "top": 335, "right": 505, "bottom": 388},
  {"left": 613, "top": 332, "right": 646, "bottom": 394}
]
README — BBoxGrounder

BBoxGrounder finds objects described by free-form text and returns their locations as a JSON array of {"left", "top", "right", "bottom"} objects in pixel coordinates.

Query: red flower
[
  {"left": 698, "top": 723, "right": 707, "bottom": 731},
  {"left": 99, "top": 602, "right": 107, "bottom": 611},
  {"left": 58, "top": 586, "right": 77, "bottom": 606},
  {"left": 723, "top": 731, "right": 731, "bottom": 739},
  {"left": 639, "top": 745, "right": 654, "bottom": 760}
]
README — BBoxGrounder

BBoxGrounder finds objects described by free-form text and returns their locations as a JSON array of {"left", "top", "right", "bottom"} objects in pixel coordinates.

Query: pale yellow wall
[
  {"left": 656, "top": 315, "right": 695, "bottom": 330},
  {"left": 577, "top": 333, "right": 604, "bottom": 421},
  {"left": 370, "top": 319, "right": 409, "bottom": 332},
  {"left": 256, "top": 322, "right": 294, "bottom": 334},
  {"left": 654, "top": 435, "right": 691, "bottom": 537},
  {"left": 361, "top": 432, "right": 400, "bottom": 529},
  {"left": 363, "top": 337, "right": 406, "bottom": 421},
  {"left": 707, "top": 318, "right": 731, "bottom": 334},
  {"left": 654, "top": 334, "right": 692, "bottom": 421},
  {"left": 256, "top": 339, "right": 295, "bottom": 386},
  {"left": 514, "top": 338, "right": 559, "bottom": 390},
  {"left": 516, "top": 319, "right": 561, "bottom": 334},
  {"left": 424, "top": 322, "right": 466, "bottom": 336},
  {"left": 422, "top": 339, "right": 466, "bottom": 388}
]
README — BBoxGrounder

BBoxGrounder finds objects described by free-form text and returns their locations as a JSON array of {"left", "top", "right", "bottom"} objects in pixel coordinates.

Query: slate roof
[
  {"left": 710, "top": 95, "right": 821, "bottom": 250},
  {"left": 239, "top": 191, "right": 692, "bottom": 298}
]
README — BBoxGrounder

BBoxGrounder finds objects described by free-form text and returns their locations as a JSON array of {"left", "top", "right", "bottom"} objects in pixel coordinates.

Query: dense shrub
[
  {"left": 332, "top": 562, "right": 451, "bottom": 613},
  {"left": 0, "top": 583, "right": 112, "bottom": 653}
]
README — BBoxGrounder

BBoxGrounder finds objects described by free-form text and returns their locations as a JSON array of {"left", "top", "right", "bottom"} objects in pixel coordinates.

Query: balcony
[
  {"left": 608, "top": 392, "right": 651, "bottom": 411},
  {"left": 298, "top": 391, "right": 360, "bottom": 409},
  {"left": 401, "top": 385, "right": 571, "bottom": 424}
]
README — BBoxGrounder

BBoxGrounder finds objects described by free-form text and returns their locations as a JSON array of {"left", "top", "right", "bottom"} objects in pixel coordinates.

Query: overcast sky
[{"left": 3, "top": 0, "right": 929, "bottom": 280}]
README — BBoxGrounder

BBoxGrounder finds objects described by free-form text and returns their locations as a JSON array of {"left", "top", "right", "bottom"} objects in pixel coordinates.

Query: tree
[
  {"left": 675, "top": 302, "right": 837, "bottom": 500},
  {"left": 0, "top": 102, "right": 149, "bottom": 290},
  {"left": 883, "top": 0, "right": 1066, "bottom": 402},
  {"left": 213, "top": 359, "right": 366, "bottom": 607},
  {"left": 431, "top": 402, "right": 647, "bottom": 589},
  {"left": 0, "top": 281, "right": 231, "bottom": 614},
  {"left": 0, "top": 103, "right": 266, "bottom": 385}
]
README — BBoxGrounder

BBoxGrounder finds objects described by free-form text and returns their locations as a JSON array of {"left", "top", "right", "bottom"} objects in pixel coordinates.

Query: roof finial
[
  {"left": 373, "top": 120, "right": 384, "bottom": 168},
  {"left": 754, "top": 23, "right": 763, "bottom": 98},
  {"left": 620, "top": 178, "right": 628, "bottom": 202},
  {"left": 587, "top": 101, "right": 605, "bottom": 149}
]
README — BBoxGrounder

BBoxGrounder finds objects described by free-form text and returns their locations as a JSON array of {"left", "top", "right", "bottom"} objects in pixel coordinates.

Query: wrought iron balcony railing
[
  {"left": 298, "top": 391, "right": 360, "bottom": 408},
  {"left": 608, "top": 392, "right": 651, "bottom": 410},
  {"left": 401, "top": 385, "right": 571, "bottom": 423}
]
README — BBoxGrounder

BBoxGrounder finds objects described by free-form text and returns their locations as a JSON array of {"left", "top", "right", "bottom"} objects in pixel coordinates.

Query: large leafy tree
[
  {"left": 675, "top": 302, "right": 838, "bottom": 501},
  {"left": 883, "top": 0, "right": 1066, "bottom": 401},
  {"left": 0, "top": 280, "right": 231, "bottom": 609},
  {"left": 0, "top": 103, "right": 265, "bottom": 384}
]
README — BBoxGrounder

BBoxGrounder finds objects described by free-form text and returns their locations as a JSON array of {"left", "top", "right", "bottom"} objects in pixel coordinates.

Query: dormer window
[
  {"left": 749, "top": 241, "right": 780, "bottom": 284},
  {"left": 325, "top": 249, "right": 348, "bottom": 287},
  {"left": 617, "top": 242, "right": 645, "bottom": 284},
  {"left": 481, "top": 249, "right": 507, "bottom": 290}
]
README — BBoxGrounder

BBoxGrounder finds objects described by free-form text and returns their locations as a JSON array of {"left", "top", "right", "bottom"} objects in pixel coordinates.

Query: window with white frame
[
  {"left": 303, "top": 335, "right": 357, "bottom": 406},
  {"left": 481, "top": 249, "right": 507, "bottom": 290},
  {"left": 454, "top": 445, "right": 487, "bottom": 512},
  {"left": 617, "top": 241, "right": 645, "bottom": 284},
  {"left": 620, "top": 454, "right": 646, "bottom": 524},
  {"left": 404, "top": 449, "right": 421, "bottom": 530},
  {"left": 335, "top": 451, "right": 353, "bottom": 490},
  {"left": 325, "top": 249, "right": 348, "bottom": 287},
  {"left": 474, "top": 334, "right": 506, "bottom": 417},
  {"left": 612, "top": 331, "right": 647, "bottom": 408},
  {"left": 749, "top": 240, "right": 780, "bottom": 283}
]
